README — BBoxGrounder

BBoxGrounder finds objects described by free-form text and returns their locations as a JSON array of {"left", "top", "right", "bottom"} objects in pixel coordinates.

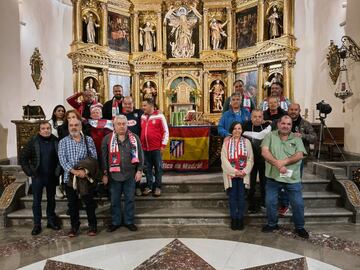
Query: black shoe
[
  {"left": 47, "top": 222, "right": 60, "bottom": 231},
  {"left": 261, "top": 224, "right": 280, "bottom": 233},
  {"left": 31, "top": 225, "right": 42, "bottom": 235},
  {"left": 125, "top": 224, "right": 138, "bottom": 231},
  {"left": 107, "top": 224, "right": 121, "bottom": 232},
  {"left": 294, "top": 228, "right": 309, "bottom": 239},
  {"left": 237, "top": 219, "right": 244, "bottom": 231},
  {"left": 230, "top": 219, "right": 237, "bottom": 230}
]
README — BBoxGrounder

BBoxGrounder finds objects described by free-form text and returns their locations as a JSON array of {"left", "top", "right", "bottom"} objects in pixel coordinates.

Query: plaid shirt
[{"left": 58, "top": 135, "right": 97, "bottom": 182}]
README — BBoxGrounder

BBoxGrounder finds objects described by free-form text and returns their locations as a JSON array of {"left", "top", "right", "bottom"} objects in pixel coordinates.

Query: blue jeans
[
  {"left": 32, "top": 176, "right": 57, "bottom": 225},
  {"left": 227, "top": 178, "right": 245, "bottom": 220},
  {"left": 265, "top": 178, "right": 305, "bottom": 229},
  {"left": 278, "top": 160, "right": 304, "bottom": 208},
  {"left": 110, "top": 178, "right": 135, "bottom": 226},
  {"left": 144, "top": 150, "right": 163, "bottom": 190}
]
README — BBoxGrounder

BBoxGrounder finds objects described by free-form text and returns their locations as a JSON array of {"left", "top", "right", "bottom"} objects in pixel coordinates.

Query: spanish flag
[{"left": 163, "top": 126, "right": 210, "bottom": 171}]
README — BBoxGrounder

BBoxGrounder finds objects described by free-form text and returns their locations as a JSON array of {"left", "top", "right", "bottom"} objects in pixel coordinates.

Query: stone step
[
  {"left": 6, "top": 206, "right": 352, "bottom": 227},
  {"left": 19, "top": 190, "right": 341, "bottom": 210}
]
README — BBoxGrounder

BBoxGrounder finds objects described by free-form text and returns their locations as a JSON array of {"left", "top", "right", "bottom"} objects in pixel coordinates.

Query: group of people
[
  {"left": 20, "top": 85, "right": 169, "bottom": 237},
  {"left": 218, "top": 80, "right": 316, "bottom": 239}
]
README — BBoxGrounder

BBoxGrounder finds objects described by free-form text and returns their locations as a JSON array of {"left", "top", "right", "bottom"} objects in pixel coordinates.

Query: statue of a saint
[
  {"left": 142, "top": 81, "right": 157, "bottom": 100},
  {"left": 140, "top": 22, "right": 156, "bottom": 52},
  {"left": 209, "top": 18, "right": 228, "bottom": 50},
  {"left": 84, "top": 13, "right": 100, "bottom": 43},
  {"left": 267, "top": 6, "right": 281, "bottom": 39},
  {"left": 165, "top": 6, "right": 201, "bottom": 58},
  {"left": 85, "top": 78, "right": 99, "bottom": 102},
  {"left": 209, "top": 80, "right": 224, "bottom": 112}
]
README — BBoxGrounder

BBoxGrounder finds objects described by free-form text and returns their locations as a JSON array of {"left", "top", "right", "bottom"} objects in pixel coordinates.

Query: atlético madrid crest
[{"left": 170, "top": 140, "right": 184, "bottom": 158}]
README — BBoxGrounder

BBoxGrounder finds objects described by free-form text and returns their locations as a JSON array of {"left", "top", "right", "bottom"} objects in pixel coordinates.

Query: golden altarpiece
[{"left": 68, "top": 0, "right": 297, "bottom": 123}]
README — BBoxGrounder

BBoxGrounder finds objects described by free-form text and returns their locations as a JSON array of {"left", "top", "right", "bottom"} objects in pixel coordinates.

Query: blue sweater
[{"left": 218, "top": 108, "right": 251, "bottom": 137}]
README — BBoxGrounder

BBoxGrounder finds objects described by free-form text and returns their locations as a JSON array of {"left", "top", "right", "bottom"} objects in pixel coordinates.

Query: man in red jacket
[
  {"left": 140, "top": 98, "right": 169, "bottom": 197},
  {"left": 66, "top": 90, "right": 97, "bottom": 120}
]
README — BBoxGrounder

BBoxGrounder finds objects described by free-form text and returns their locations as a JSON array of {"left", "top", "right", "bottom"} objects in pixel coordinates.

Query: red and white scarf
[
  {"left": 108, "top": 131, "right": 139, "bottom": 173},
  {"left": 111, "top": 98, "right": 122, "bottom": 120},
  {"left": 227, "top": 137, "right": 248, "bottom": 170},
  {"left": 88, "top": 119, "right": 113, "bottom": 130},
  {"left": 242, "top": 95, "right": 252, "bottom": 112}
]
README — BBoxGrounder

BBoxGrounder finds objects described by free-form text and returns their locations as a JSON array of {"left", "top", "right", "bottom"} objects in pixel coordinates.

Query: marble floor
[{"left": 1, "top": 223, "right": 360, "bottom": 270}]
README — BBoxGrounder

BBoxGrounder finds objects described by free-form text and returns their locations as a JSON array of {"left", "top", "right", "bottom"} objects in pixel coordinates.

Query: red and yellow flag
[{"left": 163, "top": 126, "right": 210, "bottom": 171}]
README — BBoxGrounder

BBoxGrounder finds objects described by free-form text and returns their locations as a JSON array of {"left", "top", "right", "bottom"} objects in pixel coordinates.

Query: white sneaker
[{"left": 56, "top": 186, "right": 64, "bottom": 199}]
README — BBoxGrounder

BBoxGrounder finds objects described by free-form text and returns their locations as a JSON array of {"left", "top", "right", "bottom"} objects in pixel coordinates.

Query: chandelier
[{"left": 327, "top": 36, "right": 360, "bottom": 112}]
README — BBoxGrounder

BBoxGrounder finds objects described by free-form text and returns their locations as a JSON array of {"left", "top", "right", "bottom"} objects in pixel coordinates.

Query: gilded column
[
  {"left": 203, "top": 8, "right": 209, "bottom": 50},
  {"left": 227, "top": 70, "right": 233, "bottom": 98},
  {"left": 257, "top": 0, "right": 264, "bottom": 42},
  {"left": 103, "top": 68, "right": 109, "bottom": 101},
  {"left": 257, "top": 64, "right": 264, "bottom": 104},
  {"left": 157, "top": 71, "right": 164, "bottom": 112},
  {"left": 283, "top": 60, "right": 293, "bottom": 100},
  {"left": 133, "top": 73, "right": 140, "bottom": 108},
  {"left": 283, "top": 0, "right": 289, "bottom": 36},
  {"left": 134, "top": 11, "right": 139, "bottom": 52},
  {"left": 101, "top": 3, "right": 108, "bottom": 46},
  {"left": 203, "top": 70, "right": 209, "bottom": 114},
  {"left": 76, "top": 65, "right": 84, "bottom": 92},
  {"left": 74, "top": 0, "right": 82, "bottom": 42},
  {"left": 157, "top": 11, "right": 162, "bottom": 52},
  {"left": 226, "top": 7, "right": 232, "bottom": 50}
]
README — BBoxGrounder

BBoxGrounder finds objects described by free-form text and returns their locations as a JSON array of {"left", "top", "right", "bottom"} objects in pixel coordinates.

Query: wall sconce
[{"left": 327, "top": 36, "right": 360, "bottom": 112}]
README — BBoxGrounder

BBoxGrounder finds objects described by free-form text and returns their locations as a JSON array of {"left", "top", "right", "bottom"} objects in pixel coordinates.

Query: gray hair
[
  {"left": 113, "top": 114, "right": 128, "bottom": 124},
  {"left": 231, "top": 92, "right": 242, "bottom": 99}
]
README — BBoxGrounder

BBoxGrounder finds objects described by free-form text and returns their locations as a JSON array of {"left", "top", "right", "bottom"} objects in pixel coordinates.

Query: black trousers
[
  {"left": 32, "top": 176, "right": 57, "bottom": 226},
  {"left": 248, "top": 162, "right": 266, "bottom": 207},
  {"left": 65, "top": 185, "right": 97, "bottom": 229}
]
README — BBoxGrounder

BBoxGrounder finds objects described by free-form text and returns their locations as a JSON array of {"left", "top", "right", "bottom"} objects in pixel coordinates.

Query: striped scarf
[
  {"left": 111, "top": 98, "right": 122, "bottom": 120},
  {"left": 88, "top": 119, "right": 113, "bottom": 130},
  {"left": 227, "top": 136, "right": 248, "bottom": 170},
  {"left": 108, "top": 131, "right": 139, "bottom": 173}
]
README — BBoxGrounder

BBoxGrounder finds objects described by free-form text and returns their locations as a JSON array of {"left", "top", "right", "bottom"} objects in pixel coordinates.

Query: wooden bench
[{"left": 322, "top": 127, "right": 344, "bottom": 160}]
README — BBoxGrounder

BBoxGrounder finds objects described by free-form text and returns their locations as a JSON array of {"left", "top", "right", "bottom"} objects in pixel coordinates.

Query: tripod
[{"left": 317, "top": 114, "right": 345, "bottom": 161}]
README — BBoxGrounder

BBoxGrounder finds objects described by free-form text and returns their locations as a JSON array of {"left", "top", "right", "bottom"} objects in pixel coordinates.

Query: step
[
  {"left": 6, "top": 206, "right": 352, "bottom": 227},
  {"left": 19, "top": 190, "right": 341, "bottom": 210}
]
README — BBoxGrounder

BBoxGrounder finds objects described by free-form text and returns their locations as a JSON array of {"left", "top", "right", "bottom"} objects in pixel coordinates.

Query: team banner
[{"left": 163, "top": 126, "right": 210, "bottom": 171}]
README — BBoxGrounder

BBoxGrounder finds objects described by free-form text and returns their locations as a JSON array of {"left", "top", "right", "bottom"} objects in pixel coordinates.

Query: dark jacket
[
  {"left": 19, "top": 134, "right": 61, "bottom": 177},
  {"left": 102, "top": 131, "right": 144, "bottom": 182},
  {"left": 122, "top": 109, "right": 143, "bottom": 136},
  {"left": 263, "top": 107, "right": 286, "bottom": 123},
  {"left": 292, "top": 117, "right": 317, "bottom": 153},
  {"left": 102, "top": 97, "right": 123, "bottom": 120},
  {"left": 68, "top": 157, "right": 101, "bottom": 195}
]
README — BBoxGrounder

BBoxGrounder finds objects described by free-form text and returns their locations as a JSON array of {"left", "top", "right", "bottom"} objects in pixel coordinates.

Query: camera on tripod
[{"left": 316, "top": 100, "right": 332, "bottom": 119}]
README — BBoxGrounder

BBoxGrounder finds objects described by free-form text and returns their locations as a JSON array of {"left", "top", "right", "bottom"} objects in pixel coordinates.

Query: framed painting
[
  {"left": 235, "top": 7, "right": 258, "bottom": 49},
  {"left": 108, "top": 12, "right": 131, "bottom": 52},
  {"left": 236, "top": 71, "right": 258, "bottom": 105}
]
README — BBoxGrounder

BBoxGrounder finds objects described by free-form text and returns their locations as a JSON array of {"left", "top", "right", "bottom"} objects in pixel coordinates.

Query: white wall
[
  {"left": 343, "top": 0, "right": 360, "bottom": 154},
  {"left": 0, "top": 0, "right": 21, "bottom": 160},
  {"left": 294, "top": 0, "right": 346, "bottom": 125},
  {"left": 0, "top": 0, "right": 72, "bottom": 160}
]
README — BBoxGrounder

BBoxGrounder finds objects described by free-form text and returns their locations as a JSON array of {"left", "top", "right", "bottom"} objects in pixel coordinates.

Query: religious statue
[
  {"left": 164, "top": 5, "right": 202, "bottom": 58},
  {"left": 209, "top": 18, "right": 228, "bottom": 50},
  {"left": 85, "top": 78, "right": 99, "bottom": 102},
  {"left": 84, "top": 13, "right": 100, "bottom": 43},
  {"left": 142, "top": 81, "right": 157, "bottom": 100},
  {"left": 139, "top": 22, "right": 156, "bottom": 52},
  {"left": 209, "top": 80, "right": 225, "bottom": 112},
  {"left": 267, "top": 6, "right": 282, "bottom": 39}
]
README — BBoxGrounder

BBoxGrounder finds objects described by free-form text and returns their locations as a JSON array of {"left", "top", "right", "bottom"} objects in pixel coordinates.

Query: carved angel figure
[
  {"left": 165, "top": 6, "right": 201, "bottom": 58},
  {"left": 209, "top": 18, "right": 228, "bottom": 50},
  {"left": 140, "top": 22, "right": 156, "bottom": 52}
]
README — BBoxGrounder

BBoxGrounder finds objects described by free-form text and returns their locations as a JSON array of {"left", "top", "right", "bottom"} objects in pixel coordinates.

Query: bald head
[
  {"left": 122, "top": 96, "right": 134, "bottom": 113},
  {"left": 288, "top": 103, "right": 301, "bottom": 120}
]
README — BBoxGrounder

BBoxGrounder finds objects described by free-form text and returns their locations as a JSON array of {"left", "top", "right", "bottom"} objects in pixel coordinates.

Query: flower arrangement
[{"left": 190, "top": 88, "right": 202, "bottom": 99}]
